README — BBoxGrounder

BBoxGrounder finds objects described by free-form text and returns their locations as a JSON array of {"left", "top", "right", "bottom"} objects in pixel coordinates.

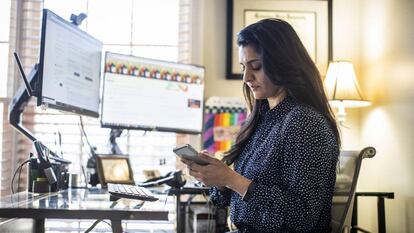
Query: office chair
[{"left": 331, "top": 147, "right": 376, "bottom": 233}]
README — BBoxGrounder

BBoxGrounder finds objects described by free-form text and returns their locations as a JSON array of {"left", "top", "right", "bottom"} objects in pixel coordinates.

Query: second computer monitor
[{"left": 101, "top": 52, "right": 205, "bottom": 134}]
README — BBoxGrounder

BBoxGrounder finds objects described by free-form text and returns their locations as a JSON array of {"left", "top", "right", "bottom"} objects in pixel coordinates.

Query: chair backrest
[{"left": 331, "top": 147, "right": 376, "bottom": 233}]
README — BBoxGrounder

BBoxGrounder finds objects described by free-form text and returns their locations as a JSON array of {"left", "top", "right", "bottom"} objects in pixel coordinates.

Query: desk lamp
[{"left": 324, "top": 61, "right": 371, "bottom": 124}]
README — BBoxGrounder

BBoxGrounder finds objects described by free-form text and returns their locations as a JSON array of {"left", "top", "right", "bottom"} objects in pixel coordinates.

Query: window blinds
[
  {"left": 1, "top": 0, "right": 192, "bottom": 196},
  {"left": 1, "top": 0, "right": 43, "bottom": 197}
]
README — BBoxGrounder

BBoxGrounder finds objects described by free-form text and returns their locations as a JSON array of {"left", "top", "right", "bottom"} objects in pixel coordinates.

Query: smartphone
[{"left": 173, "top": 144, "right": 209, "bottom": 165}]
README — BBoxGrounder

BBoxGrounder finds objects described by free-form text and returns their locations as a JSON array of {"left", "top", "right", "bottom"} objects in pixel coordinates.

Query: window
[
  {"left": 0, "top": 0, "right": 11, "bottom": 97},
  {"left": 1, "top": 0, "right": 194, "bottom": 231},
  {"left": 38, "top": 0, "right": 181, "bottom": 179},
  {"left": 1, "top": 0, "right": 194, "bottom": 197},
  {"left": 0, "top": 0, "right": 11, "bottom": 195}
]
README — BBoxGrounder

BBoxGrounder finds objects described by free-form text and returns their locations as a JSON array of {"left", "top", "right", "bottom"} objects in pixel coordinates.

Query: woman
[{"left": 182, "top": 18, "right": 340, "bottom": 233}]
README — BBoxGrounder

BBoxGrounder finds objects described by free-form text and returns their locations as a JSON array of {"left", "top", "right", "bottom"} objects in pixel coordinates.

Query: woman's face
[{"left": 239, "top": 45, "right": 281, "bottom": 100}]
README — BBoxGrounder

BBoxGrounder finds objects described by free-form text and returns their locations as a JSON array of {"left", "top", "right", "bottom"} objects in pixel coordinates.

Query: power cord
[
  {"left": 186, "top": 194, "right": 196, "bottom": 232},
  {"left": 79, "top": 116, "right": 95, "bottom": 157},
  {"left": 79, "top": 116, "right": 100, "bottom": 186},
  {"left": 202, "top": 192, "right": 215, "bottom": 233},
  {"left": 101, "top": 220, "right": 112, "bottom": 228},
  {"left": 80, "top": 165, "right": 88, "bottom": 188},
  {"left": 53, "top": 123, "right": 64, "bottom": 158},
  {"left": 164, "top": 189, "right": 172, "bottom": 207},
  {"left": 18, "top": 161, "right": 24, "bottom": 193},
  {"left": 84, "top": 202, "right": 118, "bottom": 232},
  {"left": 186, "top": 191, "right": 214, "bottom": 233},
  {"left": 84, "top": 219, "right": 112, "bottom": 233},
  {"left": 11, "top": 157, "right": 31, "bottom": 194}
]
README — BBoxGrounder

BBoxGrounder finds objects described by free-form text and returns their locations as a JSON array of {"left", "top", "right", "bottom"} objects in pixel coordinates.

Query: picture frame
[{"left": 226, "top": 0, "right": 332, "bottom": 80}]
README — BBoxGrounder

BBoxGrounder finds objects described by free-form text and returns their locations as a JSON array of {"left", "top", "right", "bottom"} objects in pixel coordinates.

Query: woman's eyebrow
[
  {"left": 247, "top": 59, "right": 261, "bottom": 64},
  {"left": 240, "top": 58, "right": 261, "bottom": 65}
]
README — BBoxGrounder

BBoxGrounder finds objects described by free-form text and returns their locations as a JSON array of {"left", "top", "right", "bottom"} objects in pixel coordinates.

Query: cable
[
  {"left": 80, "top": 165, "right": 88, "bottom": 188},
  {"left": 84, "top": 219, "right": 104, "bottom": 233},
  {"left": 163, "top": 189, "right": 172, "bottom": 207},
  {"left": 17, "top": 161, "right": 23, "bottom": 193},
  {"left": 84, "top": 202, "right": 118, "bottom": 232},
  {"left": 186, "top": 194, "right": 196, "bottom": 232},
  {"left": 202, "top": 192, "right": 214, "bottom": 233},
  {"left": 79, "top": 116, "right": 95, "bottom": 157},
  {"left": 11, "top": 159, "right": 31, "bottom": 194},
  {"left": 101, "top": 220, "right": 112, "bottom": 228},
  {"left": 49, "top": 124, "right": 64, "bottom": 159},
  {"left": 56, "top": 125, "right": 64, "bottom": 158},
  {"left": 186, "top": 192, "right": 213, "bottom": 233}
]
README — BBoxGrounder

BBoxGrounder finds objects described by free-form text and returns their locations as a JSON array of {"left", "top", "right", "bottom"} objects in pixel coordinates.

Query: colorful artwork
[{"left": 203, "top": 97, "right": 247, "bottom": 154}]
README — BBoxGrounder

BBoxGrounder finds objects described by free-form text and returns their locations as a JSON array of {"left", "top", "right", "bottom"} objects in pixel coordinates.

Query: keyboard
[{"left": 107, "top": 183, "right": 159, "bottom": 201}]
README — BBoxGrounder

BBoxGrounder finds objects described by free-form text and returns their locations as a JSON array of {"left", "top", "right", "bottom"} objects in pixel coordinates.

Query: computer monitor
[
  {"left": 96, "top": 155, "right": 135, "bottom": 187},
  {"left": 37, "top": 9, "right": 103, "bottom": 117},
  {"left": 101, "top": 52, "right": 205, "bottom": 134}
]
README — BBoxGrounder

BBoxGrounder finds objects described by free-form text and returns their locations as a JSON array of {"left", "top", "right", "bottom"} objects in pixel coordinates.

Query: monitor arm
[
  {"left": 8, "top": 62, "right": 38, "bottom": 141},
  {"left": 9, "top": 52, "right": 70, "bottom": 164},
  {"left": 109, "top": 128, "right": 124, "bottom": 154}
]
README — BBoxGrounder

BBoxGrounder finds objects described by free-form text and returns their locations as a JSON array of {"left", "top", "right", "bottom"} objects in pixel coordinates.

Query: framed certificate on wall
[{"left": 226, "top": 0, "right": 332, "bottom": 80}]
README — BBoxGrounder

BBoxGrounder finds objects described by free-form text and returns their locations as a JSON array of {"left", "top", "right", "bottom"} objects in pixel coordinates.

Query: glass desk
[{"left": 0, "top": 188, "right": 169, "bottom": 233}]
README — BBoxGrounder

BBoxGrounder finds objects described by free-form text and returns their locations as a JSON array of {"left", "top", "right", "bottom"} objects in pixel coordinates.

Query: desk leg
[
  {"left": 176, "top": 193, "right": 184, "bottom": 233},
  {"left": 35, "top": 219, "right": 45, "bottom": 233},
  {"left": 111, "top": 219, "right": 123, "bottom": 233},
  {"left": 351, "top": 196, "right": 358, "bottom": 233},
  {"left": 378, "top": 197, "right": 386, "bottom": 233}
]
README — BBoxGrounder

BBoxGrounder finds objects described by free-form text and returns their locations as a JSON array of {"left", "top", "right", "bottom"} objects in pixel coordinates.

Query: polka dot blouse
[{"left": 210, "top": 96, "right": 339, "bottom": 233}]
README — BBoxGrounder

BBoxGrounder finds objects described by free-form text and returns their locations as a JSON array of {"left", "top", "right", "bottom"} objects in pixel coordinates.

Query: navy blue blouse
[{"left": 210, "top": 96, "right": 339, "bottom": 233}]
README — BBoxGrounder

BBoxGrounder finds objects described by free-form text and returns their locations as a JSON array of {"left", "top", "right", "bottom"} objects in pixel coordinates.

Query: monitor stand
[
  {"left": 109, "top": 128, "right": 124, "bottom": 154},
  {"left": 9, "top": 52, "right": 70, "bottom": 164}
]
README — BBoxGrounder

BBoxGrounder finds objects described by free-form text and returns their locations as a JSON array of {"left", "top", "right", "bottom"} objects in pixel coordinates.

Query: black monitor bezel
[
  {"left": 100, "top": 51, "right": 205, "bottom": 134},
  {"left": 37, "top": 9, "right": 102, "bottom": 118}
]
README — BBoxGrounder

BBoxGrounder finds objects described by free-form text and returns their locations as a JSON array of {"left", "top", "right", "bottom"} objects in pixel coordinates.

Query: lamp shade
[{"left": 324, "top": 61, "right": 370, "bottom": 108}]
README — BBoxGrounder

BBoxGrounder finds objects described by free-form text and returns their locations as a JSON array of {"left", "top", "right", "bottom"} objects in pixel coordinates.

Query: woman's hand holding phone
[
  {"left": 173, "top": 144, "right": 210, "bottom": 165},
  {"left": 175, "top": 146, "right": 236, "bottom": 187},
  {"left": 184, "top": 151, "right": 252, "bottom": 196}
]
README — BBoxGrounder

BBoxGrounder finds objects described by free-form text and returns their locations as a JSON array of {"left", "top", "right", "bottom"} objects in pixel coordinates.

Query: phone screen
[{"left": 173, "top": 144, "right": 209, "bottom": 165}]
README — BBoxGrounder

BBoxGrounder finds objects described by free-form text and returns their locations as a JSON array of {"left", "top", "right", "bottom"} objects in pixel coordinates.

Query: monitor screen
[
  {"left": 37, "top": 9, "right": 103, "bottom": 117},
  {"left": 101, "top": 52, "right": 205, "bottom": 134}
]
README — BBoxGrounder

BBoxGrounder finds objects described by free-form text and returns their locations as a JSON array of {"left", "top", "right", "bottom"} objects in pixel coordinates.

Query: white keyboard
[{"left": 107, "top": 183, "right": 158, "bottom": 201}]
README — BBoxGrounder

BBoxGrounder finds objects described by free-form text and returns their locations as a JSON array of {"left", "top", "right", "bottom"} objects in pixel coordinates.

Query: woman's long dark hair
[{"left": 223, "top": 18, "right": 340, "bottom": 165}]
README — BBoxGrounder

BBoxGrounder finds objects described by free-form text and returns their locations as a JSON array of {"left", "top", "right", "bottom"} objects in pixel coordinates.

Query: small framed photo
[{"left": 226, "top": 0, "right": 332, "bottom": 79}]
